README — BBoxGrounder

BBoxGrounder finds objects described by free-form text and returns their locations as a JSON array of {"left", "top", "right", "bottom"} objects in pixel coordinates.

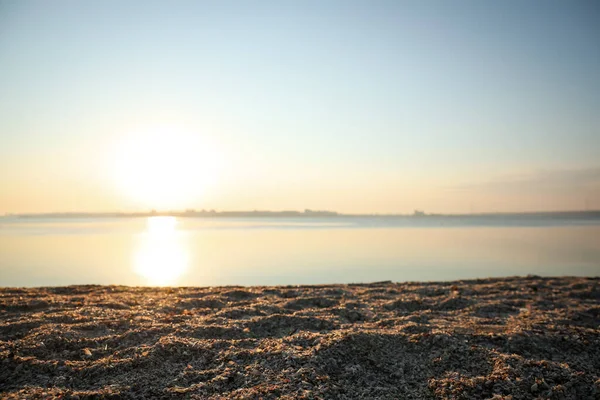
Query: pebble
[{"left": 531, "top": 383, "right": 538, "bottom": 392}]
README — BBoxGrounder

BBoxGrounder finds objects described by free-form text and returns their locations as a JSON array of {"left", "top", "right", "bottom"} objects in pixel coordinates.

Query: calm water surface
[{"left": 1, "top": 216, "right": 599, "bottom": 287}]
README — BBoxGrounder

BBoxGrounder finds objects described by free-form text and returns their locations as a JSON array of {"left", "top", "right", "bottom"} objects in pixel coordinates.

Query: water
[{"left": 1, "top": 216, "right": 599, "bottom": 287}]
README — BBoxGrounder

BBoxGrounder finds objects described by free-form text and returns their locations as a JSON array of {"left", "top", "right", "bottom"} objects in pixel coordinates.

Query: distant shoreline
[{"left": 6, "top": 209, "right": 600, "bottom": 219}]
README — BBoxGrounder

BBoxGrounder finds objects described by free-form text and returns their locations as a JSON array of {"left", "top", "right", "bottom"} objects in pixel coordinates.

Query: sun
[{"left": 113, "top": 126, "right": 221, "bottom": 210}]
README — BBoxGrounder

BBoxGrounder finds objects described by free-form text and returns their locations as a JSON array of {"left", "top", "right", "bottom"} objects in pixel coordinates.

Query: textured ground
[{"left": 1, "top": 276, "right": 599, "bottom": 399}]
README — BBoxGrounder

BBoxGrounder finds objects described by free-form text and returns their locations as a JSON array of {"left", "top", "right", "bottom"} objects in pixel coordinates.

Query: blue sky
[{"left": 0, "top": 0, "right": 599, "bottom": 213}]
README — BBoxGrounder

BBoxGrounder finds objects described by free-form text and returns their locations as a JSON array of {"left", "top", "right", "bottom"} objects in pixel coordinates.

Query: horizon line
[{"left": 6, "top": 208, "right": 600, "bottom": 218}]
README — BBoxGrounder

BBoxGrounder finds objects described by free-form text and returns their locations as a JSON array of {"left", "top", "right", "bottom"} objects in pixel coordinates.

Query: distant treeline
[
  {"left": 13, "top": 209, "right": 339, "bottom": 218},
  {"left": 10, "top": 209, "right": 600, "bottom": 219}
]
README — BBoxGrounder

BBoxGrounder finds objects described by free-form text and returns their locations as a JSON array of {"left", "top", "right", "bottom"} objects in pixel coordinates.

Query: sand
[{"left": 1, "top": 276, "right": 599, "bottom": 399}]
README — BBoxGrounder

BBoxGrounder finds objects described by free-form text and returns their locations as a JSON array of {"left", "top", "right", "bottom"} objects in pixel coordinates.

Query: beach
[{"left": 1, "top": 276, "right": 599, "bottom": 399}]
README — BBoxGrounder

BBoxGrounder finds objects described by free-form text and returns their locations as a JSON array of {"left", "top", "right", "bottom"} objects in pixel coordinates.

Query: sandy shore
[{"left": 1, "top": 276, "right": 599, "bottom": 399}]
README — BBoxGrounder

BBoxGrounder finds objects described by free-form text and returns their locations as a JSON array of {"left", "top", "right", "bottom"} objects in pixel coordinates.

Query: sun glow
[
  {"left": 133, "top": 216, "right": 189, "bottom": 285},
  {"left": 113, "top": 126, "right": 221, "bottom": 210}
]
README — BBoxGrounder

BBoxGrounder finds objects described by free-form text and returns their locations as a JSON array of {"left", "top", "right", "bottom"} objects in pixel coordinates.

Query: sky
[{"left": 0, "top": 0, "right": 599, "bottom": 214}]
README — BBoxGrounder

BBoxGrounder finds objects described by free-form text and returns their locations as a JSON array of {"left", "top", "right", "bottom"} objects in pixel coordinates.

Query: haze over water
[{"left": 1, "top": 216, "right": 599, "bottom": 287}]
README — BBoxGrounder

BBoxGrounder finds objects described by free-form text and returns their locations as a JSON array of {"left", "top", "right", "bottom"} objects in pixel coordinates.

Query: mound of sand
[{"left": 1, "top": 276, "right": 599, "bottom": 399}]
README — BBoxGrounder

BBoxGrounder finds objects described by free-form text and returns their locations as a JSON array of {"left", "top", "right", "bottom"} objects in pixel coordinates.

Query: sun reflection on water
[{"left": 133, "top": 216, "right": 189, "bottom": 285}]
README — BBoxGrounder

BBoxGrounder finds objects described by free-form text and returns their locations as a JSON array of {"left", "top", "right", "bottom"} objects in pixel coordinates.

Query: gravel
[{"left": 1, "top": 276, "right": 599, "bottom": 399}]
